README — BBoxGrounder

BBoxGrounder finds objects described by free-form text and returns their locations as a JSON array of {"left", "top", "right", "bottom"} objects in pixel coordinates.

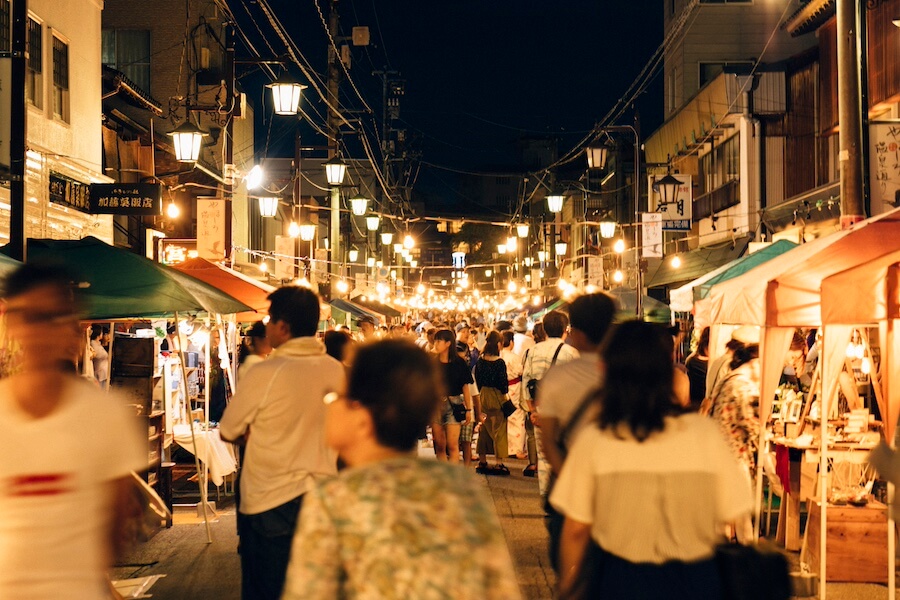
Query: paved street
[{"left": 112, "top": 457, "right": 896, "bottom": 599}]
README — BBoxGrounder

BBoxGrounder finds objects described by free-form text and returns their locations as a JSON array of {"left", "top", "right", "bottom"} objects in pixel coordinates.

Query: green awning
[
  {"left": 350, "top": 296, "right": 403, "bottom": 319},
  {"left": 693, "top": 239, "right": 798, "bottom": 302},
  {"left": 645, "top": 235, "right": 752, "bottom": 289},
  {"left": 1, "top": 237, "right": 251, "bottom": 319}
]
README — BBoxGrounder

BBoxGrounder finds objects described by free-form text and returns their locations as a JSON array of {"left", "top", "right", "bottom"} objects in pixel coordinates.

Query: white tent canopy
[{"left": 704, "top": 207, "right": 900, "bottom": 598}]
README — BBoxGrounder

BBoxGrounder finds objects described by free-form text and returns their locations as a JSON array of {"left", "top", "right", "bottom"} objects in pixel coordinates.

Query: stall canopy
[
  {"left": 669, "top": 239, "right": 797, "bottom": 312},
  {"left": 645, "top": 235, "right": 752, "bottom": 289},
  {"left": 330, "top": 298, "right": 383, "bottom": 328},
  {"left": 531, "top": 298, "right": 566, "bottom": 321},
  {"left": 350, "top": 296, "right": 403, "bottom": 320},
  {"left": 170, "top": 257, "right": 275, "bottom": 322},
  {"left": 0, "top": 237, "right": 251, "bottom": 319},
  {"left": 607, "top": 287, "right": 671, "bottom": 323}
]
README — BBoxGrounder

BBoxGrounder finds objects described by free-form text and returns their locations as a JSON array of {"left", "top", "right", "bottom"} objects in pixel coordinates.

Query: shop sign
[
  {"left": 870, "top": 123, "right": 900, "bottom": 211},
  {"left": 0, "top": 59, "right": 10, "bottom": 170},
  {"left": 89, "top": 184, "right": 162, "bottom": 215},
  {"left": 587, "top": 256, "right": 603, "bottom": 287},
  {"left": 274, "top": 235, "right": 295, "bottom": 281},
  {"left": 49, "top": 171, "right": 91, "bottom": 214},
  {"left": 159, "top": 238, "right": 197, "bottom": 265}
]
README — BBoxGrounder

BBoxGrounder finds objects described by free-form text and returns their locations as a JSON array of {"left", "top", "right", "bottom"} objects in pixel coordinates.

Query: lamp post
[
  {"left": 589, "top": 125, "right": 642, "bottom": 318},
  {"left": 324, "top": 155, "right": 347, "bottom": 284}
]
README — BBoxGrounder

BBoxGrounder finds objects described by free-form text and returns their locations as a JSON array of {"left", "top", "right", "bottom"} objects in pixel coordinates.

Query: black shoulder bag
[{"left": 526, "top": 342, "right": 564, "bottom": 401}]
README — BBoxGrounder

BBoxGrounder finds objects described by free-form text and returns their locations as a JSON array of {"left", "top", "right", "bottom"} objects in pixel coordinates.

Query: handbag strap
[
  {"left": 550, "top": 342, "right": 564, "bottom": 367},
  {"left": 557, "top": 387, "right": 596, "bottom": 453}
]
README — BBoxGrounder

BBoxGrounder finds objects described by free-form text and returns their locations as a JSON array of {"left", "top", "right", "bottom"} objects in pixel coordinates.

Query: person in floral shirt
[
  {"left": 282, "top": 339, "right": 521, "bottom": 600},
  {"left": 709, "top": 343, "right": 761, "bottom": 478}
]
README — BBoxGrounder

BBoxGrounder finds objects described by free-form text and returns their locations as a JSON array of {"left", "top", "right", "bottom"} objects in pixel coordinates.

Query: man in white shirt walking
[
  {"left": 221, "top": 286, "right": 345, "bottom": 600},
  {"left": 537, "top": 292, "right": 617, "bottom": 571},
  {"left": 521, "top": 310, "right": 578, "bottom": 484}
]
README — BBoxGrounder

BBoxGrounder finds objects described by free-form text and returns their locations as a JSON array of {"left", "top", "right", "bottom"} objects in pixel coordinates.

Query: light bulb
[
  {"left": 613, "top": 270, "right": 624, "bottom": 283},
  {"left": 288, "top": 221, "right": 301, "bottom": 238},
  {"left": 861, "top": 357, "right": 871, "bottom": 375},
  {"left": 336, "top": 279, "right": 349, "bottom": 294},
  {"left": 671, "top": 255, "right": 682, "bottom": 268},
  {"left": 613, "top": 239, "right": 626, "bottom": 254},
  {"left": 403, "top": 234, "right": 415, "bottom": 249},
  {"left": 166, "top": 201, "right": 180, "bottom": 219}
]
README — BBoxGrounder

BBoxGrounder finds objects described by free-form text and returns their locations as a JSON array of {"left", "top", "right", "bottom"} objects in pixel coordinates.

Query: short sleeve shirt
[
  {"left": 442, "top": 359, "right": 474, "bottom": 396},
  {"left": 550, "top": 413, "right": 753, "bottom": 564}
]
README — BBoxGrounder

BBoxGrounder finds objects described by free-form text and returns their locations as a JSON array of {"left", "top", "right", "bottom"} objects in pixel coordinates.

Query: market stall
[
  {"left": 0, "top": 237, "right": 252, "bottom": 541},
  {"left": 170, "top": 257, "right": 275, "bottom": 322},
  {"left": 705, "top": 208, "right": 900, "bottom": 597},
  {"left": 330, "top": 297, "right": 384, "bottom": 329}
]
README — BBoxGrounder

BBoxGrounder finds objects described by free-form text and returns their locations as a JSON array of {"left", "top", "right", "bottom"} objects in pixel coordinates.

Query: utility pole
[
  {"left": 327, "top": 0, "right": 342, "bottom": 286},
  {"left": 224, "top": 22, "right": 235, "bottom": 264},
  {"left": 8, "top": 0, "right": 26, "bottom": 261},
  {"left": 836, "top": 0, "right": 866, "bottom": 228}
]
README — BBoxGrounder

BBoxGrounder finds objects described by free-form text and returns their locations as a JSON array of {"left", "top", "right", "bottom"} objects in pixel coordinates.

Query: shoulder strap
[
  {"left": 558, "top": 387, "right": 595, "bottom": 450},
  {"left": 550, "top": 342, "right": 565, "bottom": 367}
]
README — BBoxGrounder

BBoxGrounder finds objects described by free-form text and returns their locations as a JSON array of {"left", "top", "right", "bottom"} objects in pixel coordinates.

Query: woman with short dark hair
[
  {"left": 551, "top": 321, "right": 752, "bottom": 599},
  {"left": 282, "top": 340, "right": 521, "bottom": 599},
  {"left": 430, "top": 328, "right": 473, "bottom": 463}
]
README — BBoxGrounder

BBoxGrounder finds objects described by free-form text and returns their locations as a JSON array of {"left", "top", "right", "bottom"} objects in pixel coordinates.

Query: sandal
[
  {"left": 475, "top": 463, "right": 490, "bottom": 474},
  {"left": 493, "top": 464, "right": 510, "bottom": 476},
  {"left": 522, "top": 464, "right": 538, "bottom": 477}
]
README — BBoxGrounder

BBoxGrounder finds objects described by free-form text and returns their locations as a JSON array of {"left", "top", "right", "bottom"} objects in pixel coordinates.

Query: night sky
[{"left": 235, "top": 0, "right": 663, "bottom": 194}]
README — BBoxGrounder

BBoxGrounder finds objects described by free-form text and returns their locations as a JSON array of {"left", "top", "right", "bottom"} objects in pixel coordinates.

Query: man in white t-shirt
[
  {"left": 0, "top": 264, "right": 145, "bottom": 600},
  {"left": 512, "top": 315, "right": 535, "bottom": 357},
  {"left": 221, "top": 286, "right": 345, "bottom": 600},
  {"left": 536, "top": 293, "right": 617, "bottom": 572},
  {"left": 522, "top": 310, "right": 579, "bottom": 485}
]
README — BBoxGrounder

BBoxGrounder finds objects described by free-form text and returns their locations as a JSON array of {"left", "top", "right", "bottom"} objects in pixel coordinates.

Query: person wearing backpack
[
  {"left": 521, "top": 310, "right": 578, "bottom": 482},
  {"left": 537, "top": 293, "right": 617, "bottom": 572}
]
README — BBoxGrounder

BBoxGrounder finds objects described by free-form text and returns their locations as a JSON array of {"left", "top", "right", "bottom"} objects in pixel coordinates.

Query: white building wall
[{"left": 0, "top": 0, "right": 112, "bottom": 244}]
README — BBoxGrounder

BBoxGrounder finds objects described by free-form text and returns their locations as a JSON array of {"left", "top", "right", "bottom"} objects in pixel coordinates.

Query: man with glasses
[{"left": 221, "top": 286, "right": 345, "bottom": 600}]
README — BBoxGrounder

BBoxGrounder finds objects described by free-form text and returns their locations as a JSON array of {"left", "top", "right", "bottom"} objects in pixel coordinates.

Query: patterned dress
[
  {"left": 282, "top": 456, "right": 522, "bottom": 600},
  {"left": 710, "top": 362, "right": 760, "bottom": 477}
]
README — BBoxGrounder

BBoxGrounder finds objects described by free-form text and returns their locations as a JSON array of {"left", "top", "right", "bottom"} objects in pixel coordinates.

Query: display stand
[{"left": 110, "top": 336, "right": 171, "bottom": 532}]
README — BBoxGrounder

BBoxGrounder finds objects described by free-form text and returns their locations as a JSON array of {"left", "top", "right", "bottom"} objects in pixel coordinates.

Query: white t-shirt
[
  {"left": 512, "top": 332, "right": 535, "bottom": 358},
  {"left": 550, "top": 413, "right": 753, "bottom": 564},
  {"left": 0, "top": 377, "right": 145, "bottom": 600},
  {"left": 538, "top": 352, "right": 602, "bottom": 444},
  {"left": 220, "top": 337, "right": 345, "bottom": 515}
]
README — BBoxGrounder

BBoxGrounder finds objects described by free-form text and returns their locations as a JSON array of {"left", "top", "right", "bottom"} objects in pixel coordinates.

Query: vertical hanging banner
[
  {"left": 274, "top": 235, "right": 296, "bottom": 281},
  {"left": 641, "top": 213, "right": 663, "bottom": 258},
  {"left": 587, "top": 256, "right": 604, "bottom": 287},
  {"left": 870, "top": 123, "right": 900, "bottom": 211},
  {"left": 196, "top": 198, "right": 226, "bottom": 260}
]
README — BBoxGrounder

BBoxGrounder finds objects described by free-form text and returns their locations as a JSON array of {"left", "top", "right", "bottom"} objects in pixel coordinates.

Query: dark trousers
[
  {"left": 524, "top": 412, "right": 538, "bottom": 464},
  {"left": 545, "top": 497, "right": 565, "bottom": 572},
  {"left": 237, "top": 495, "right": 304, "bottom": 600}
]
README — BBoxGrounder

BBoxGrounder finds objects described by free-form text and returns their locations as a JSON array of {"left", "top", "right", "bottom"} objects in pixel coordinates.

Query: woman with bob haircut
[
  {"left": 550, "top": 321, "right": 752, "bottom": 599},
  {"left": 282, "top": 339, "right": 521, "bottom": 599}
]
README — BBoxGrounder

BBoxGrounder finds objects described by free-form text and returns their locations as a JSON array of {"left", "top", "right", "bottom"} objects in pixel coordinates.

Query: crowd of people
[{"left": 2, "top": 259, "right": 802, "bottom": 599}]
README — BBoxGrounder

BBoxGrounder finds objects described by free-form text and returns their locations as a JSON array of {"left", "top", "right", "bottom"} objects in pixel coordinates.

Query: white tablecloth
[{"left": 172, "top": 424, "right": 237, "bottom": 486}]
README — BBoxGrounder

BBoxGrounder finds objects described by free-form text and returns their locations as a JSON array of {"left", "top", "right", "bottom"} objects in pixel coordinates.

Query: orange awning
[{"left": 171, "top": 258, "right": 275, "bottom": 321}]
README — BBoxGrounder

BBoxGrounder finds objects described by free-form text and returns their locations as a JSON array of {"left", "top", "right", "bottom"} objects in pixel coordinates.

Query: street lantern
[
  {"left": 599, "top": 220, "right": 617, "bottom": 239},
  {"left": 380, "top": 232, "right": 393, "bottom": 245},
  {"left": 324, "top": 156, "right": 347, "bottom": 186},
  {"left": 350, "top": 194, "right": 369, "bottom": 216},
  {"left": 258, "top": 197, "right": 279, "bottom": 218},
  {"left": 348, "top": 248, "right": 359, "bottom": 262},
  {"left": 245, "top": 165, "right": 264, "bottom": 190},
  {"left": 586, "top": 145, "right": 609, "bottom": 170},
  {"left": 654, "top": 173, "right": 682, "bottom": 206},
  {"left": 366, "top": 215, "right": 380, "bottom": 231},
  {"left": 516, "top": 223, "right": 530, "bottom": 238},
  {"left": 506, "top": 237, "right": 517, "bottom": 252},
  {"left": 497, "top": 244, "right": 507, "bottom": 255},
  {"left": 266, "top": 75, "right": 306, "bottom": 115},
  {"left": 299, "top": 223, "right": 316, "bottom": 241},
  {"left": 555, "top": 241, "right": 568, "bottom": 257},
  {"left": 393, "top": 243, "right": 402, "bottom": 254},
  {"left": 547, "top": 189, "right": 565, "bottom": 213},
  {"left": 537, "top": 250, "right": 547, "bottom": 262},
  {"left": 168, "top": 120, "right": 207, "bottom": 163}
]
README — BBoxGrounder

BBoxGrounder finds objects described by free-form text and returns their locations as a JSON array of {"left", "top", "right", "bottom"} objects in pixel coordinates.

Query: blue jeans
[{"left": 237, "top": 495, "right": 304, "bottom": 600}]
